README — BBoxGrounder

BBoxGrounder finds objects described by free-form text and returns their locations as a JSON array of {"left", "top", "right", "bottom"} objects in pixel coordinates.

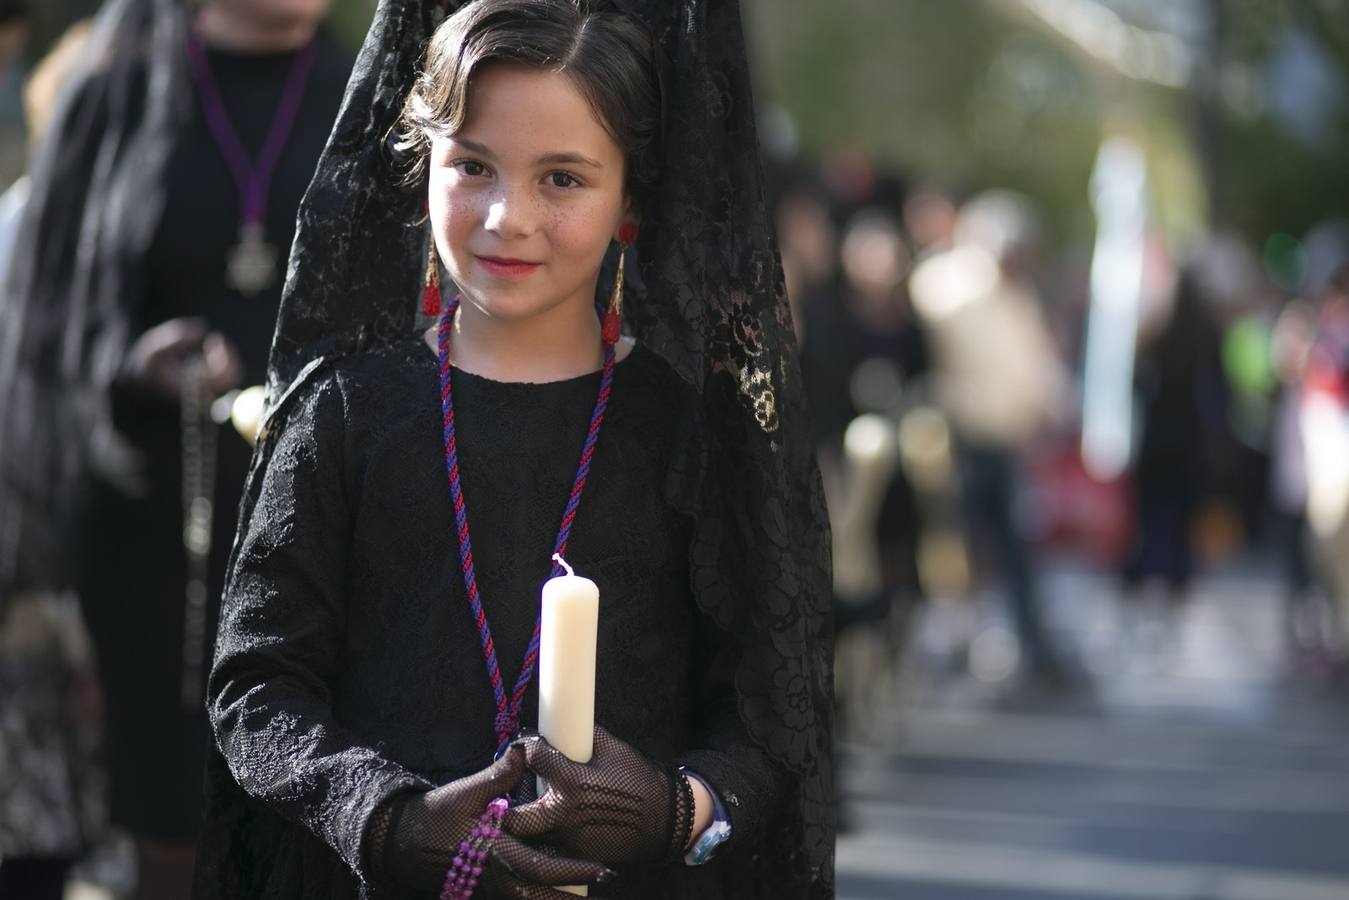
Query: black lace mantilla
[{"left": 216, "top": 0, "right": 835, "bottom": 895}]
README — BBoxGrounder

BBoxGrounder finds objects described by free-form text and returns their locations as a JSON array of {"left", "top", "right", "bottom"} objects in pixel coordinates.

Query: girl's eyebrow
[{"left": 452, "top": 136, "right": 603, "bottom": 170}]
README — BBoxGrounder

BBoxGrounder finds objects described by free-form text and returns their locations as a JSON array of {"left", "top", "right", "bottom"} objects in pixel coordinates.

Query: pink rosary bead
[{"left": 440, "top": 796, "right": 509, "bottom": 900}]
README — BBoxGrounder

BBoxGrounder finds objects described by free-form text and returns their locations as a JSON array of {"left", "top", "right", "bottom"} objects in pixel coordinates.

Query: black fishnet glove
[
  {"left": 507, "top": 725, "right": 696, "bottom": 866},
  {"left": 365, "top": 746, "right": 615, "bottom": 898}
]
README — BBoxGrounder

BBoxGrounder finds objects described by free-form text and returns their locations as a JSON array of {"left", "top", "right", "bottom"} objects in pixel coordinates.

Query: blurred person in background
[
  {"left": 830, "top": 209, "right": 929, "bottom": 618},
  {"left": 1121, "top": 266, "right": 1227, "bottom": 649},
  {"left": 0, "top": 15, "right": 102, "bottom": 900},
  {"left": 1191, "top": 236, "right": 1280, "bottom": 566},
  {"left": 1268, "top": 297, "right": 1337, "bottom": 671},
  {"left": 1301, "top": 264, "right": 1349, "bottom": 675},
  {"left": 901, "top": 183, "right": 958, "bottom": 262},
  {"left": 799, "top": 206, "right": 928, "bottom": 466},
  {"left": 813, "top": 208, "right": 930, "bottom": 743},
  {"left": 793, "top": 205, "right": 927, "bottom": 621},
  {"left": 776, "top": 176, "right": 839, "bottom": 351},
  {"left": 0, "top": 0, "right": 352, "bottom": 895},
  {"left": 909, "top": 189, "right": 1071, "bottom": 689}
]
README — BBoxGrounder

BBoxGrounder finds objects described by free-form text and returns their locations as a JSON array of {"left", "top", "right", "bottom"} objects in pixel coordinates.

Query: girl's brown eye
[
  {"left": 549, "top": 172, "right": 581, "bottom": 189},
  {"left": 457, "top": 160, "right": 488, "bottom": 177}
]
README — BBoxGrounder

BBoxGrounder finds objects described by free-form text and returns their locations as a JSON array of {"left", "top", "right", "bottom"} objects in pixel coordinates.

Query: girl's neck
[
  {"left": 447, "top": 295, "right": 607, "bottom": 383},
  {"left": 195, "top": 5, "right": 319, "bottom": 54}
]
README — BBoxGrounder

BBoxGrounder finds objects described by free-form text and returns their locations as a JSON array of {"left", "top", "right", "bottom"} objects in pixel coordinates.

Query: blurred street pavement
[{"left": 836, "top": 554, "right": 1349, "bottom": 900}]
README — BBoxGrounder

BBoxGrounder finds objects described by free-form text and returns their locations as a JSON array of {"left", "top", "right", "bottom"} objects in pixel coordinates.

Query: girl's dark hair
[{"left": 398, "top": 0, "right": 661, "bottom": 211}]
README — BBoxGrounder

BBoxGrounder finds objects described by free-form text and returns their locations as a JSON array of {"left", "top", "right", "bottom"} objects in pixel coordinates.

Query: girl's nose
[{"left": 484, "top": 188, "right": 533, "bottom": 239}]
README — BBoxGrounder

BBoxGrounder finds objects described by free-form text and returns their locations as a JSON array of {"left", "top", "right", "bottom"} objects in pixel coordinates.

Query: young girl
[{"left": 194, "top": 1, "right": 834, "bottom": 898}]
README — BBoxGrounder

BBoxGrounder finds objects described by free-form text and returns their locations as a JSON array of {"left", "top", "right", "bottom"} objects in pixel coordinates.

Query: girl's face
[{"left": 429, "top": 64, "right": 632, "bottom": 325}]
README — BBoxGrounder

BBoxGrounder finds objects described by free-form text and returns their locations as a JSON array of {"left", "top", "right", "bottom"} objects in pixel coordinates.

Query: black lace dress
[{"left": 195, "top": 337, "right": 790, "bottom": 899}]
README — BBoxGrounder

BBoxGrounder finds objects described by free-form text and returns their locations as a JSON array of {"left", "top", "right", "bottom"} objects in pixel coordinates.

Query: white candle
[
  {"left": 537, "top": 554, "right": 598, "bottom": 898},
  {"left": 538, "top": 553, "right": 599, "bottom": 762}
]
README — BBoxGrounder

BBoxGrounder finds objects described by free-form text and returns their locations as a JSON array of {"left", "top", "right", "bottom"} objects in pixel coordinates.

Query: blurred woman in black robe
[
  {"left": 0, "top": 21, "right": 106, "bottom": 900},
  {"left": 0, "top": 0, "right": 352, "bottom": 895}
]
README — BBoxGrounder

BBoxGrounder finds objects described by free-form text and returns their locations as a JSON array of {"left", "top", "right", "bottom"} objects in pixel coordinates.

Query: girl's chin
[
  {"left": 456, "top": 290, "right": 572, "bottom": 324},
  {"left": 455, "top": 288, "right": 598, "bottom": 327}
]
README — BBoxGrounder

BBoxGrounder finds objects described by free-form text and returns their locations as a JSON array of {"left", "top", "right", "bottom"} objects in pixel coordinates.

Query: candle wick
[{"left": 552, "top": 553, "right": 575, "bottom": 577}]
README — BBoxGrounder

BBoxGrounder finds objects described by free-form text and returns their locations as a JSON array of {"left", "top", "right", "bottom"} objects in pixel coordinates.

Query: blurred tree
[
  {"left": 744, "top": 0, "right": 1349, "bottom": 254},
  {"left": 744, "top": 0, "right": 1160, "bottom": 243},
  {"left": 1216, "top": 0, "right": 1349, "bottom": 246}
]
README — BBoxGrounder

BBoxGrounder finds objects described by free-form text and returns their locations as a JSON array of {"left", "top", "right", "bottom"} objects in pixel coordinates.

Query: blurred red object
[{"left": 1026, "top": 435, "right": 1133, "bottom": 565}]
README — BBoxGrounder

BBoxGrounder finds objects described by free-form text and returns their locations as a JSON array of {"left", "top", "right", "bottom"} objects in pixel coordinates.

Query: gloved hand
[
  {"left": 368, "top": 746, "right": 615, "bottom": 898},
  {"left": 506, "top": 725, "right": 695, "bottom": 866}
]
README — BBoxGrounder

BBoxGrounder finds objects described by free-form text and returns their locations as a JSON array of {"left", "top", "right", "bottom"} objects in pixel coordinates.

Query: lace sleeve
[
  {"left": 206, "top": 371, "right": 430, "bottom": 883},
  {"left": 675, "top": 604, "right": 787, "bottom": 852},
  {"left": 664, "top": 398, "right": 834, "bottom": 898}
]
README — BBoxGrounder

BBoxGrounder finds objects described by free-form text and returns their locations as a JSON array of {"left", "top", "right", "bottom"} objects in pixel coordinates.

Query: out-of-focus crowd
[{"left": 766, "top": 143, "right": 1349, "bottom": 736}]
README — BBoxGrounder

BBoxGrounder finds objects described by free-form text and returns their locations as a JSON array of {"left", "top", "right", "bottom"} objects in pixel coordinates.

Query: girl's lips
[{"left": 475, "top": 256, "right": 541, "bottom": 278}]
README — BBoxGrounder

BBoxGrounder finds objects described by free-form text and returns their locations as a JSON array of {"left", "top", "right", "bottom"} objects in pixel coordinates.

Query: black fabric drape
[{"left": 0, "top": 0, "right": 187, "bottom": 599}]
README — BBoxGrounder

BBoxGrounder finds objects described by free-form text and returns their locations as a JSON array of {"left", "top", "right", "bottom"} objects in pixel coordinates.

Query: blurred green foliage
[{"left": 744, "top": 0, "right": 1349, "bottom": 251}]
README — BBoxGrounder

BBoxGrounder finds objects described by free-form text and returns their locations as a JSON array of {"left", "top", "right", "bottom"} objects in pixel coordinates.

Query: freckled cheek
[
  {"left": 547, "top": 204, "right": 620, "bottom": 266},
  {"left": 430, "top": 193, "right": 488, "bottom": 263}
]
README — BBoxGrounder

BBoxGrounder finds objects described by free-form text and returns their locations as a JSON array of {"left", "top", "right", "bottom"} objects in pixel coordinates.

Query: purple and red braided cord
[{"left": 437, "top": 295, "right": 617, "bottom": 754}]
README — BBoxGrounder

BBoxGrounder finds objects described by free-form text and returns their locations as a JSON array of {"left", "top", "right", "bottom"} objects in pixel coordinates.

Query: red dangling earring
[
  {"left": 602, "top": 223, "right": 638, "bottom": 344},
  {"left": 422, "top": 227, "right": 442, "bottom": 317}
]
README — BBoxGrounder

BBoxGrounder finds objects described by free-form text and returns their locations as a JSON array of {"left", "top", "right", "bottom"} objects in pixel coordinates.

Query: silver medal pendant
[{"left": 226, "top": 222, "right": 278, "bottom": 296}]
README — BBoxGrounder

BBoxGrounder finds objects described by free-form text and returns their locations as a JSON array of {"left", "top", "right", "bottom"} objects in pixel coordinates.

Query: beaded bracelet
[
  {"left": 665, "top": 771, "right": 696, "bottom": 863},
  {"left": 440, "top": 796, "right": 508, "bottom": 900}
]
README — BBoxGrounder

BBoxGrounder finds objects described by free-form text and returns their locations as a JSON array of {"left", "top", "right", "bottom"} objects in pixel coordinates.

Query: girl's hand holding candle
[
  {"left": 509, "top": 725, "right": 702, "bottom": 867},
  {"left": 370, "top": 747, "right": 614, "bottom": 894}
]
